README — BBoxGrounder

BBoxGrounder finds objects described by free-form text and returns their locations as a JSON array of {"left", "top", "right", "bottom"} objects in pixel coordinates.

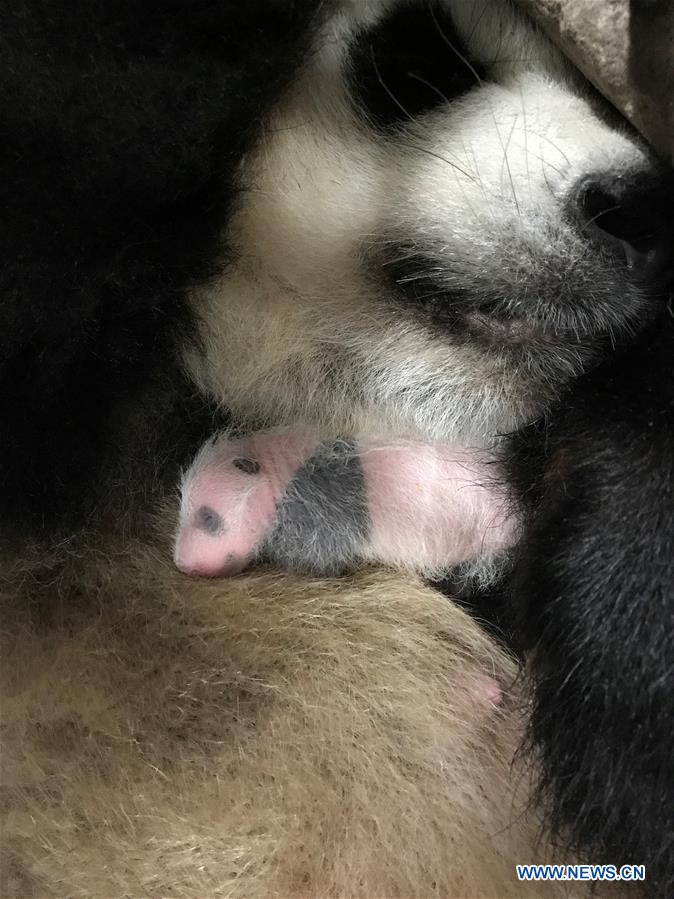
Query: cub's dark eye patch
[
  {"left": 348, "top": 2, "right": 485, "bottom": 130},
  {"left": 233, "top": 457, "right": 261, "bottom": 475},
  {"left": 195, "top": 505, "right": 225, "bottom": 536}
]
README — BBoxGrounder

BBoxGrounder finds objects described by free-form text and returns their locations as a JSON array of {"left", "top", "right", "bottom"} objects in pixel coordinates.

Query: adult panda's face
[{"left": 186, "top": 0, "right": 673, "bottom": 444}]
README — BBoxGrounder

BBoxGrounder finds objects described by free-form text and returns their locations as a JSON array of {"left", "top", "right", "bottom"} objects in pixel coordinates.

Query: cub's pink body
[
  {"left": 174, "top": 431, "right": 516, "bottom": 580},
  {"left": 361, "top": 442, "right": 514, "bottom": 572}
]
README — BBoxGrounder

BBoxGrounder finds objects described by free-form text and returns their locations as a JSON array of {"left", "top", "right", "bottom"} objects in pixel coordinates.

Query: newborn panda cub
[
  {"left": 175, "top": 430, "right": 516, "bottom": 580},
  {"left": 175, "top": 431, "right": 512, "bottom": 713}
]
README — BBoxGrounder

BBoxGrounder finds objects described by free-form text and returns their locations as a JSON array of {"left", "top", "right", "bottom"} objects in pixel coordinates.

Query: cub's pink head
[{"left": 173, "top": 438, "right": 278, "bottom": 577}]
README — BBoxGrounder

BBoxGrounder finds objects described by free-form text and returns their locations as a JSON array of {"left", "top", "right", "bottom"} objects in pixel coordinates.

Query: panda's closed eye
[{"left": 348, "top": 2, "right": 486, "bottom": 130}]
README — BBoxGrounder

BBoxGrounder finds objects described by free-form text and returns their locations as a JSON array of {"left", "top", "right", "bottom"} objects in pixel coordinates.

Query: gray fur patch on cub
[{"left": 260, "top": 440, "right": 369, "bottom": 575}]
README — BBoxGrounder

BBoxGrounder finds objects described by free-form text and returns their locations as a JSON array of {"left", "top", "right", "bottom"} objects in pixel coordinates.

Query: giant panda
[{"left": 1, "top": 0, "right": 671, "bottom": 896}]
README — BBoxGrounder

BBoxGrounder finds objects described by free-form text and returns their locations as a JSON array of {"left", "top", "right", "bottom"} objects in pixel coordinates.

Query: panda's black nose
[{"left": 570, "top": 170, "right": 674, "bottom": 283}]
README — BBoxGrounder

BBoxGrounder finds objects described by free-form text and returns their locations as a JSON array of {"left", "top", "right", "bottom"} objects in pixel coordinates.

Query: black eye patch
[
  {"left": 194, "top": 505, "right": 225, "bottom": 536},
  {"left": 348, "top": 2, "right": 486, "bottom": 131},
  {"left": 373, "top": 242, "right": 481, "bottom": 335},
  {"left": 232, "top": 457, "right": 261, "bottom": 475}
]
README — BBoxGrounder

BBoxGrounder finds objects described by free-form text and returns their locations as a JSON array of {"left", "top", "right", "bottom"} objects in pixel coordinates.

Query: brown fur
[{"left": 0, "top": 536, "right": 595, "bottom": 898}]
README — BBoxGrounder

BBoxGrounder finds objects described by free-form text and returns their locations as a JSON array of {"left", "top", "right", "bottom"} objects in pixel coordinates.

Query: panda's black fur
[
  {"left": 504, "top": 314, "right": 674, "bottom": 897},
  {"left": 442, "top": 309, "right": 673, "bottom": 897}
]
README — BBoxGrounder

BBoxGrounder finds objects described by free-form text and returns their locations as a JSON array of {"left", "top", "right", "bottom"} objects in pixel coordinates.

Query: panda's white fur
[{"left": 186, "top": 0, "right": 653, "bottom": 445}]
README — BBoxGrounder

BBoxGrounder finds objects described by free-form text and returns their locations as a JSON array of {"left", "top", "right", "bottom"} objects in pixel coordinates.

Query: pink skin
[
  {"left": 359, "top": 441, "right": 515, "bottom": 574},
  {"left": 450, "top": 674, "right": 503, "bottom": 725},
  {"left": 174, "top": 432, "right": 318, "bottom": 577},
  {"left": 174, "top": 431, "right": 517, "bottom": 579},
  {"left": 474, "top": 674, "right": 503, "bottom": 708}
]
